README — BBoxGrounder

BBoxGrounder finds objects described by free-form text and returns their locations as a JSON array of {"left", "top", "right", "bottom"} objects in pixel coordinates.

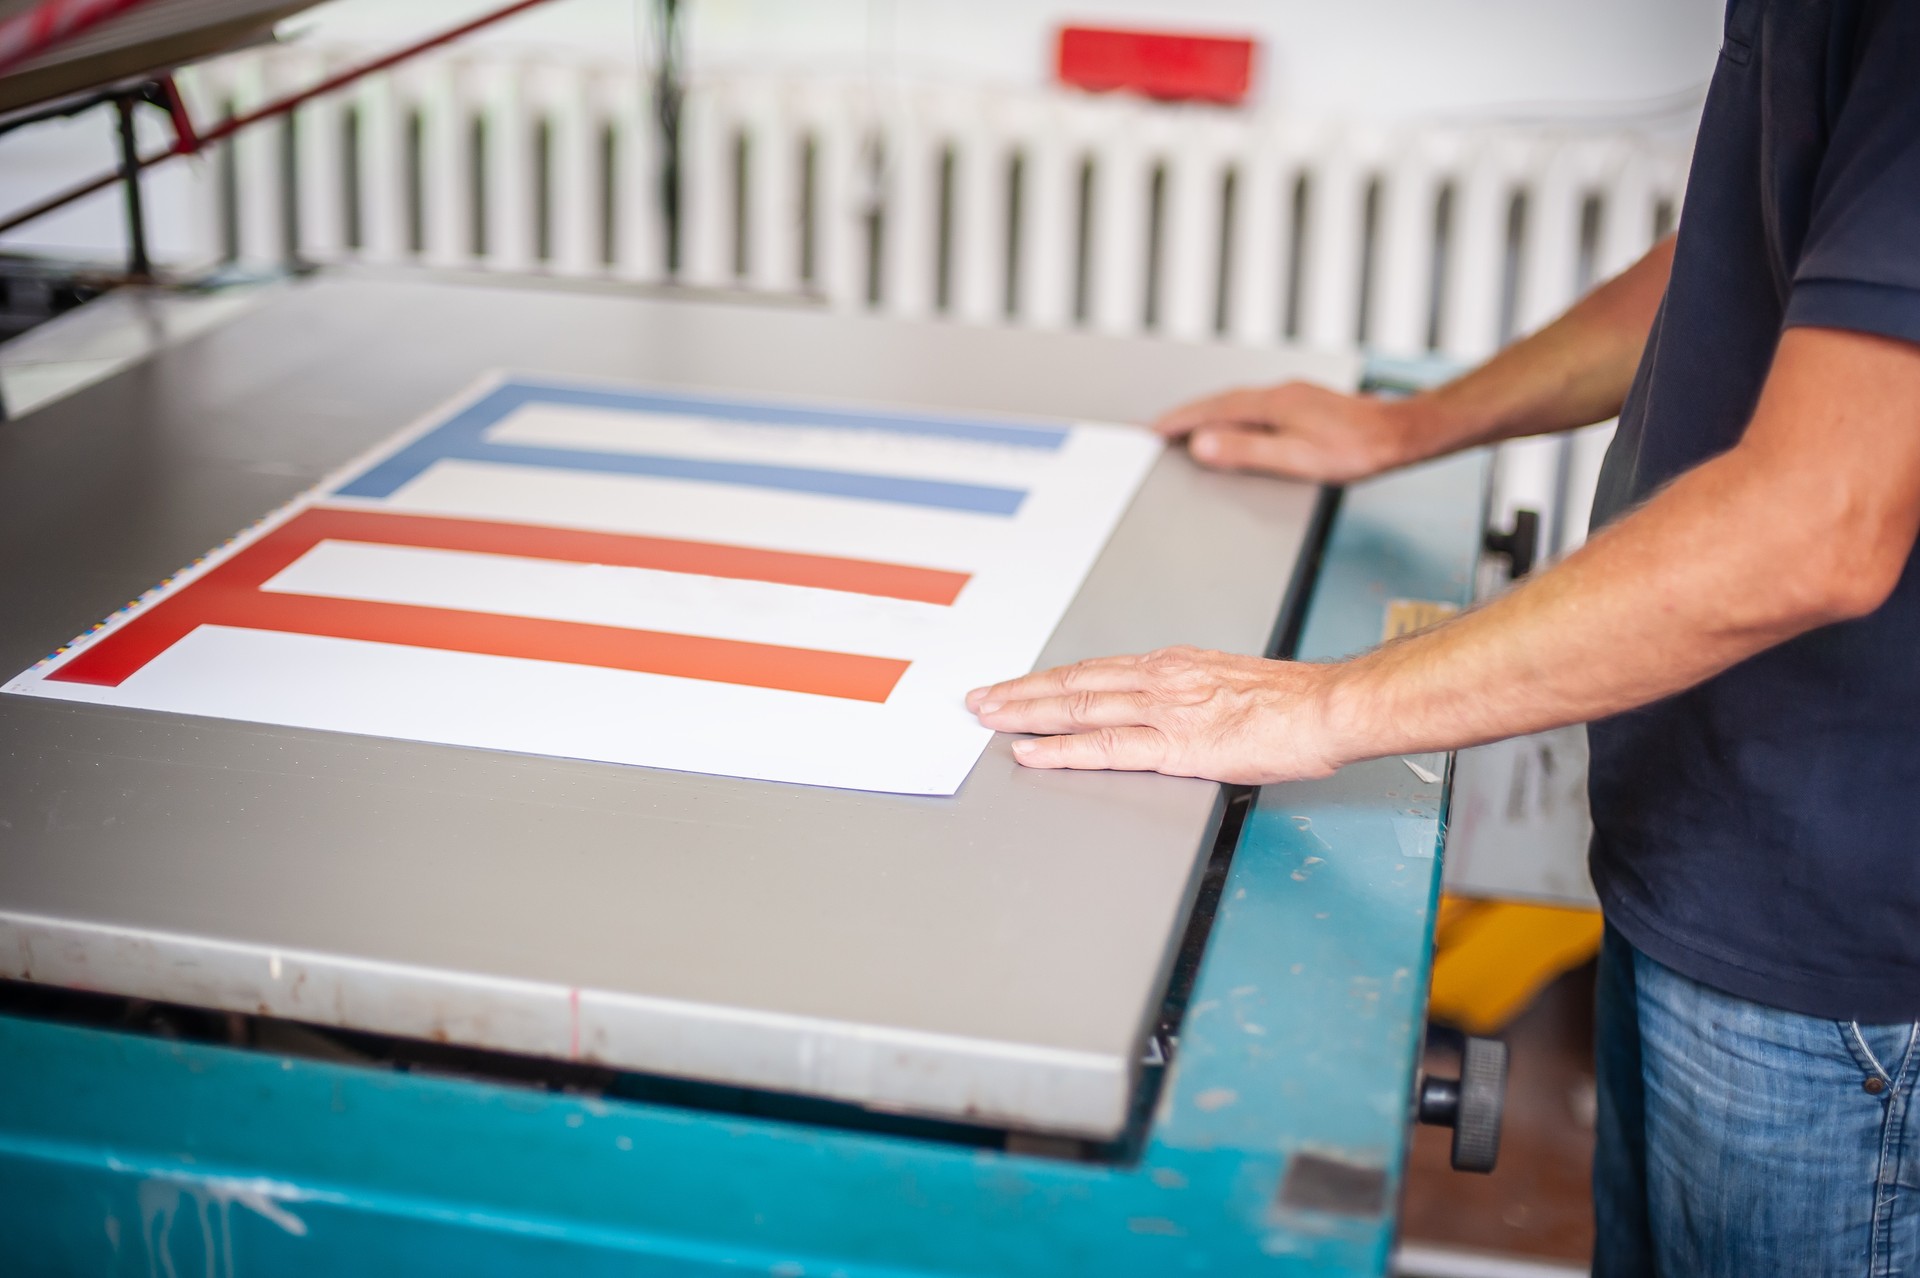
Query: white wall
[
  {"left": 277, "top": 0, "right": 1722, "bottom": 121},
  {"left": 0, "top": 108, "right": 209, "bottom": 263},
  {"left": 0, "top": 0, "right": 1722, "bottom": 263}
]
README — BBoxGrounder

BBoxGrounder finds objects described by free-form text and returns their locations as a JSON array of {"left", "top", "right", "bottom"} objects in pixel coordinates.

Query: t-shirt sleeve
[{"left": 1783, "top": 0, "right": 1920, "bottom": 345}]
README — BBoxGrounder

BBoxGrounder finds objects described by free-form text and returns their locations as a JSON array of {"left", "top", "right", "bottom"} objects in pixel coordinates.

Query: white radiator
[{"left": 181, "top": 48, "right": 1690, "bottom": 355}]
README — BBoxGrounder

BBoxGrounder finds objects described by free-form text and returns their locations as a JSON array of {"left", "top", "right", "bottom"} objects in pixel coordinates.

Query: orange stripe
[
  {"left": 49, "top": 507, "right": 915, "bottom": 700},
  {"left": 292, "top": 507, "right": 968, "bottom": 604}
]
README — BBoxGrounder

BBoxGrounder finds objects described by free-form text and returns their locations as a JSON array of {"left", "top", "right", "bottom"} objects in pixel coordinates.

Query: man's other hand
[
  {"left": 966, "top": 646, "right": 1349, "bottom": 785},
  {"left": 1153, "top": 381, "right": 1418, "bottom": 483}
]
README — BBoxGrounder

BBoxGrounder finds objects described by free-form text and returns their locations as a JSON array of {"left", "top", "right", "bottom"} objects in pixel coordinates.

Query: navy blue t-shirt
[{"left": 1587, "top": 0, "right": 1920, "bottom": 1022}]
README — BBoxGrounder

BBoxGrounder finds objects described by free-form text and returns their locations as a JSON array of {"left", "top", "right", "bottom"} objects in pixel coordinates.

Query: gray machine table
[{"left": 0, "top": 276, "right": 1351, "bottom": 1140}]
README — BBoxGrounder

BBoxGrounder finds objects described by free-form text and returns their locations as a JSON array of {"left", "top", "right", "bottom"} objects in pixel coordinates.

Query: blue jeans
[{"left": 1594, "top": 924, "right": 1920, "bottom": 1276}]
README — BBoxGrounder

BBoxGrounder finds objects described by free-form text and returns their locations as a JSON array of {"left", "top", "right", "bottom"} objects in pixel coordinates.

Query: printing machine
[{"left": 0, "top": 269, "right": 1498, "bottom": 1276}]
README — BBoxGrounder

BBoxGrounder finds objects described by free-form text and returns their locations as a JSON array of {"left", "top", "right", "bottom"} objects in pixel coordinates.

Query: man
[{"left": 967, "top": 3, "right": 1920, "bottom": 1273}]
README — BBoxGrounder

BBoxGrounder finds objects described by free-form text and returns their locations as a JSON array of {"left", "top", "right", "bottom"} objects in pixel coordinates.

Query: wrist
[
  {"left": 1371, "top": 395, "right": 1447, "bottom": 471},
  {"left": 1392, "top": 382, "right": 1497, "bottom": 462},
  {"left": 1305, "top": 656, "right": 1387, "bottom": 772}
]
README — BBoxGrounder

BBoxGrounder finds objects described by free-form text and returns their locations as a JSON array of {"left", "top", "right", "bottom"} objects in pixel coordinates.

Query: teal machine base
[{"left": 0, "top": 446, "right": 1484, "bottom": 1277}]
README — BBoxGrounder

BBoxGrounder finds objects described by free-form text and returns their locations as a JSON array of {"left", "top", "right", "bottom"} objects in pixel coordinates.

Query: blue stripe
[
  {"left": 499, "top": 380, "right": 1071, "bottom": 449},
  {"left": 342, "top": 442, "right": 1026, "bottom": 513},
  {"left": 333, "top": 380, "right": 1040, "bottom": 514}
]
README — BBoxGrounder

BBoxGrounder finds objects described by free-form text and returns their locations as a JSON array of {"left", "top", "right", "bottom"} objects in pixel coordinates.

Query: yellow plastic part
[{"left": 1427, "top": 895, "right": 1605, "bottom": 1035}]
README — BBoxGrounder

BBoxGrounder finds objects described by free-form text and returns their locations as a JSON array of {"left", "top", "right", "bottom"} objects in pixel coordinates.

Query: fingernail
[
  {"left": 977, "top": 700, "right": 1002, "bottom": 715},
  {"left": 1011, "top": 739, "right": 1035, "bottom": 755},
  {"left": 1190, "top": 431, "right": 1219, "bottom": 461},
  {"left": 965, "top": 688, "right": 988, "bottom": 708}
]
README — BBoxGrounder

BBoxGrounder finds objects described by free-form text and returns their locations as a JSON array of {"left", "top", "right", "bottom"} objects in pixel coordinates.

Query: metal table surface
[
  {"left": 0, "top": 442, "right": 1488, "bottom": 1278},
  {"left": 0, "top": 275, "right": 1352, "bottom": 1138}
]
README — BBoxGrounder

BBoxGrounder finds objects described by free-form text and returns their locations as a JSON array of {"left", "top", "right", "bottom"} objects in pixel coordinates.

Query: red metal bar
[
  {"left": 0, "top": 0, "right": 559, "bottom": 238},
  {"left": 0, "top": 0, "right": 160, "bottom": 76},
  {"left": 156, "top": 73, "right": 198, "bottom": 153}
]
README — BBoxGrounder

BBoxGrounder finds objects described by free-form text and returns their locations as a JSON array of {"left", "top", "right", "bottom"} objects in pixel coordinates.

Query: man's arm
[
  {"left": 968, "top": 326, "right": 1920, "bottom": 783},
  {"left": 1154, "top": 236, "right": 1677, "bottom": 483}
]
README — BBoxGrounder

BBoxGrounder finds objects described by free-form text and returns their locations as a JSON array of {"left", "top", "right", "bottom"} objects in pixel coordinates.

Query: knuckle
[
  {"left": 1059, "top": 659, "right": 1099, "bottom": 687},
  {"left": 1242, "top": 432, "right": 1295, "bottom": 464},
  {"left": 1144, "top": 649, "right": 1202, "bottom": 688},
  {"left": 1220, "top": 434, "right": 1264, "bottom": 463},
  {"left": 1264, "top": 383, "right": 1306, "bottom": 415},
  {"left": 1163, "top": 645, "right": 1203, "bottom": 667}
]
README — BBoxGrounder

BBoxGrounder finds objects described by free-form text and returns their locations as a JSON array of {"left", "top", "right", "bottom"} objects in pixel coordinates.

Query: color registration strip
[
  {"left": 48, "top": 508, "right": 937, "bottom": 702},
  {"left": 336, "top": 380, "right": 1062, "bottom": 514}
]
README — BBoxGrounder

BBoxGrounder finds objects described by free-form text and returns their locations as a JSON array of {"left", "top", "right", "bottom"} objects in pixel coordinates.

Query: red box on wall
[{"left": 1055, "top": 25, "right": 1257, "bottom": 106}]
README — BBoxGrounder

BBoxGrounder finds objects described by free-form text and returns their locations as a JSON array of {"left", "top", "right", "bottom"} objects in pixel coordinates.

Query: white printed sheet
[{"left": 4, "top": 374, "right": 1160, "bottom": 794}]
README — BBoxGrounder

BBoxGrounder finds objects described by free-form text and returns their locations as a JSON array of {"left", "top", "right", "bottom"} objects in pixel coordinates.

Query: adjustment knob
[
  {"left": 1417, "top": 1035, "right": 1509, "bottom": 1174},
  {"left": 1483, "top": 508, "right": 1541, "bottom": 579}
]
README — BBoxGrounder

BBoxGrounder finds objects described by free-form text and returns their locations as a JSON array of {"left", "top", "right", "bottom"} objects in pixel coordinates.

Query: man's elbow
[
  {"left": 1797, "top": 532, "right": 1910, "bottom": 625},
  {"left": 1743, "top": 450, "right": 1920, "bottom": 628}
]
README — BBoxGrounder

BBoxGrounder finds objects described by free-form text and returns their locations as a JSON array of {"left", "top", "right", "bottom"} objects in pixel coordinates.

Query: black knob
[
  {"left": 1417, "top": 1035, "right": 1509, "bottom": 1173},
  {"left": 1483, "top": 508, "right": 1541, "bottom": 579}
]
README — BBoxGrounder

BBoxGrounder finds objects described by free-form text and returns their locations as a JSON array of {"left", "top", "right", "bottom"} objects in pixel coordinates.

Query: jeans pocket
[{"left": 1843, "top": 1021, "right": 1920, "bottom": 1092}]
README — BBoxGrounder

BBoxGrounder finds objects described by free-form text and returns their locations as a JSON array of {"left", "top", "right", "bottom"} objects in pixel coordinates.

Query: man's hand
[
  {"left": 963, "top": 239, "right": 1688, "bottom": 787},
  {"left": 966, "top": 646, "right": 1349, "bottom": 785},
  {"left": 1153, "top": 237, "right": 1679, "bottom": 485},
  {"left": 1153, "top": 382, "right": 1420, "bottom": 483}
]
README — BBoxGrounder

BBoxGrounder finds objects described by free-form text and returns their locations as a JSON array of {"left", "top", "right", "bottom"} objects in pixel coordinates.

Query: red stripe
[{"left": 48, "top": 507, "right": 919, "bottom": 701}]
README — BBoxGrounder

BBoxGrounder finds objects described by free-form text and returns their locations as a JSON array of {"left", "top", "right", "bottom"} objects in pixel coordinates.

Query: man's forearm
[
  {"left": 1324, "top": 325, "right": 1920, "bottom": 766},
  {"left": 974, "top": 328, "right": 1920, "bottom": 787},
  {"left": 1324, "top": 451, "right": 1830, "bottom": 762},
  {"left": 1391, "top": 236, "right": 1677, "bottom": 464}
]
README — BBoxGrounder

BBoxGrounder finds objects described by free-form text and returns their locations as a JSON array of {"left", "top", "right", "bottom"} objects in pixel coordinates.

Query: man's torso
[{"left": 1587, "top": 0, "right": 1920, "bottom": 1022}]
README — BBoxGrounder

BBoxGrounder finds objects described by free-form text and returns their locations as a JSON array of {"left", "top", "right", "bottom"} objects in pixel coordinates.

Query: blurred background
[
  {"left": 3, "top": 2, "right": 1718, "bottom": 330},
  {"left": 0, "top": 0, "right": 1719, "bottom": 559},
  {"left": 0, "top": 4, "right": 1725, "bottom": 1269}
]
